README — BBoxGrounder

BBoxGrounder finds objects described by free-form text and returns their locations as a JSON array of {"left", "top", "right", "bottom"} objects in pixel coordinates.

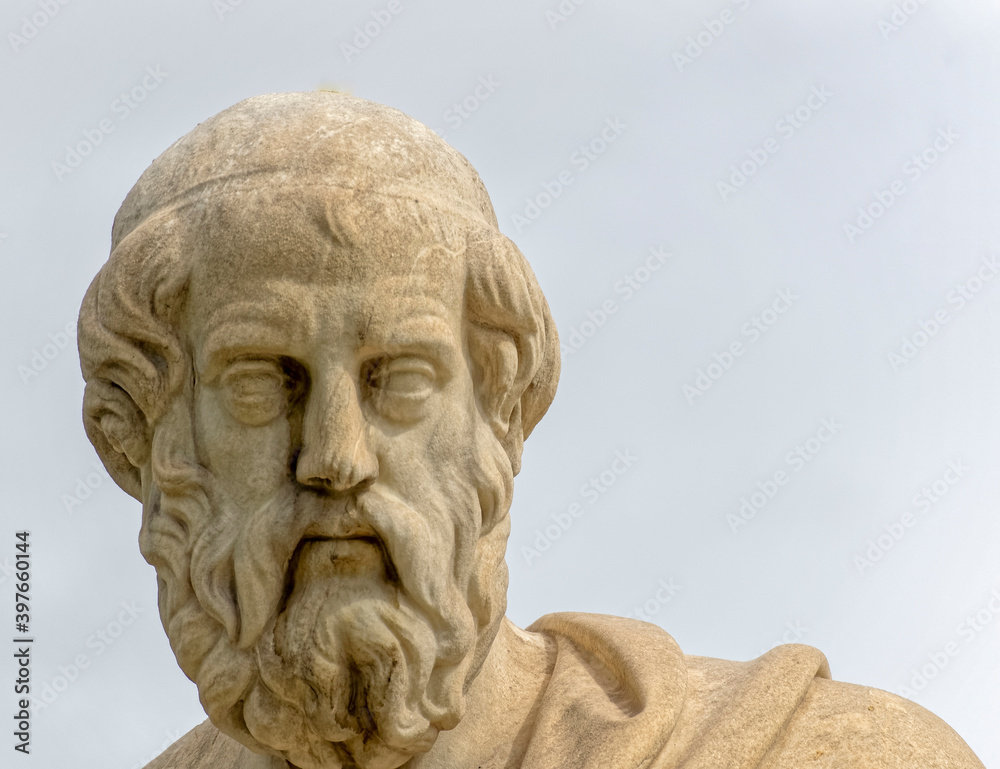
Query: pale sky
[{"left": 1, "top": 0, "right": 998, "bottom": 765}]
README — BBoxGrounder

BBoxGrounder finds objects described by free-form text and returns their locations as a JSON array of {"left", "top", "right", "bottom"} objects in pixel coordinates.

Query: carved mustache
[{"left": 232, "top": 485, "right": 423, "bottom": 650}]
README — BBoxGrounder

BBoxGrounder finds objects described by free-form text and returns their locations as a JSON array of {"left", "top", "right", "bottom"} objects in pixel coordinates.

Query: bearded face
[{"left": 134, "top": 228, "right": 516, "bottom": 769}]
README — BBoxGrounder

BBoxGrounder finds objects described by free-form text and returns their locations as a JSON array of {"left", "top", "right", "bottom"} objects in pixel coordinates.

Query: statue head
[{"left": 78, "top": 92, "right": 560, "bottom": 769}]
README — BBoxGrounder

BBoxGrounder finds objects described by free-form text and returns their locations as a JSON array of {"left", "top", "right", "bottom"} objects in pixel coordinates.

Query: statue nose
[{"left": 295, "top": 370, "right": 378, "bottom": 493}]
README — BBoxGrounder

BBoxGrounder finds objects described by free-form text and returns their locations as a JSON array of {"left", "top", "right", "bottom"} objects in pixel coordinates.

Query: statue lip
[
  {"left": 300, "top": 534, "right": 382, "bottom": 556},
  {"left": 296, "top": 499, "right": 381, "bottom": 542},
  {"left": 299, "top": 521, "right": 380, "bottom": 541},
  {"left": 291, "top": 528, "right": 400, "bottom": 585}
]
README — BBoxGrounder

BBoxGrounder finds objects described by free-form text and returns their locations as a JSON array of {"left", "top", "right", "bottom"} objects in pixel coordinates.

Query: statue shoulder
[
  {"left": 765, "top": 672, "right": 985, "bottom": 768},
  {"left": 143, "top": 720, "right": 283, "bottom": 769},
  {"left": 676, "top": 644, "right": 982, "bottom": 768}
]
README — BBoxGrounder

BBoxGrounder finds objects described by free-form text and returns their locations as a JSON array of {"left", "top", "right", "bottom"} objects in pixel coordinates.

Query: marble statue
[{"left": 77, "top": 92, "right": 984, "bottom": 768}]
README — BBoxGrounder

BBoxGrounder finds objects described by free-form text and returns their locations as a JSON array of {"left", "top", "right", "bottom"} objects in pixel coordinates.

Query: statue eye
[
  {"left": 364, "top": 357, "right": 436, "bottom": 422},
  {"left": 219, "top": 360, "right": 294, "bottom": 426}
]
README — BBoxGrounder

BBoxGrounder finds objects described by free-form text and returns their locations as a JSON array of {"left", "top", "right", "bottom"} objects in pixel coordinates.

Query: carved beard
[{"left": 139, "top": 401, "right": 513, "bottom": 769}]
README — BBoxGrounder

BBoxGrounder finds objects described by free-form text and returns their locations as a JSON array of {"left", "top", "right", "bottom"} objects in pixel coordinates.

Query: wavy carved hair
[{"left": 77, "top": 192, "right": 561, "bottom": 504}]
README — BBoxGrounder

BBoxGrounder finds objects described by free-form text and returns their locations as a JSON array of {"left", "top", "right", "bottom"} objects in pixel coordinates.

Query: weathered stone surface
[{"left": 77, "top": 92, "right": 984, "bottom": 768}]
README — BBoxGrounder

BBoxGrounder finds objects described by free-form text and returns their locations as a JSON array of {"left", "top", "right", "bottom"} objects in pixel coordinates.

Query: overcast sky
[{"left": 1, "top": 0, "right": 998, "bottom": 765}]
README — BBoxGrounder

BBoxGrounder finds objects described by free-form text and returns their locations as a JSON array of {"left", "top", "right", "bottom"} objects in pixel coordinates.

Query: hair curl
[{"left": 78, "top": 193, "right": 560, "bottom": 501}]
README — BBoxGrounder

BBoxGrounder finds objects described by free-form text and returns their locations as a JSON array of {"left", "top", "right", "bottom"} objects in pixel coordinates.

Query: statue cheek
[{"left": 194, "top": 387, "right": 292, "bottom": 506}]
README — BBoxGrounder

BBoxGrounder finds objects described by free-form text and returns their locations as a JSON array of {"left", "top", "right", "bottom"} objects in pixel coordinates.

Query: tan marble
[{"left": 78, "top": 92, "right": 984, "bottom": 768}]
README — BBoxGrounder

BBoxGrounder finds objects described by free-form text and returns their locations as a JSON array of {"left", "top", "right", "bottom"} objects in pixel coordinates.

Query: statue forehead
[
  {"left": 180, "top": 192, "right": 468, "bottom": 362},
  {"left": 184, "top": 189, "right": 467, "bottom": 296}
]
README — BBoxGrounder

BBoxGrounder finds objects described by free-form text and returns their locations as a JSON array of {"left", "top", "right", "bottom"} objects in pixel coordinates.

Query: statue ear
[
  {"left": 464, "top": 235, "right": 560, "bottom": 473},
  {"left": 466, "top": 325, "right": 526, "bottom": 473},
  {"left": 83, "top": 379, "right": 151, "bottom": 501}
]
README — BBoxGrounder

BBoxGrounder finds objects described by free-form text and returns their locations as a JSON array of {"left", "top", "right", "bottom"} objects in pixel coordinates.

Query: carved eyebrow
[
  {"left": 199, "top": 321, "right": 308, "bottom": 381},
  {"left": 196, "top": 290, "right": 317, "bottom": 372},
  {"left": 366, "top": 320, "right": 460, "bottom": 365},
  {"left": 197, "top": 310, "right": 460, "bottom": 381}
]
